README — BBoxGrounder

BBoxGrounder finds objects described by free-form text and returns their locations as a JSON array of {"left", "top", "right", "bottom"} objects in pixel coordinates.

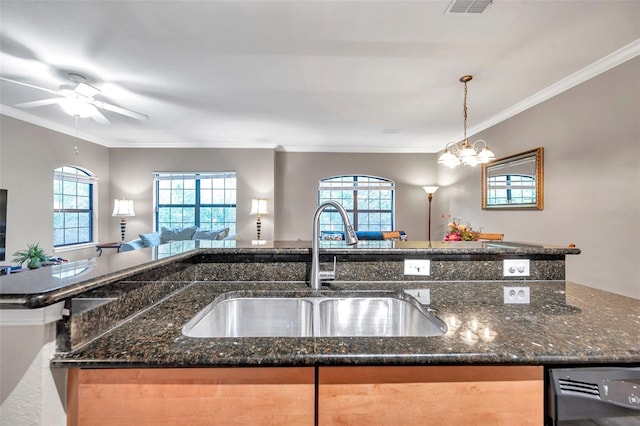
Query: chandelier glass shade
[{"left": 438, "top": 75, "right": 495, "bottom": 168}]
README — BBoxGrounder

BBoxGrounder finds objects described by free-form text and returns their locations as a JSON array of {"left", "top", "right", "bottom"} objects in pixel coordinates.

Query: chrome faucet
[{"left": 310, "top": 200, "right": 359, "bottom": 290}]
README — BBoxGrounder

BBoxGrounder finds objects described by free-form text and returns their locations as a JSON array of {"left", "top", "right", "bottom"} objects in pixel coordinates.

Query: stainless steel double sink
[{"left": 182, "top": 291, "right": 447, "bottom": 338}]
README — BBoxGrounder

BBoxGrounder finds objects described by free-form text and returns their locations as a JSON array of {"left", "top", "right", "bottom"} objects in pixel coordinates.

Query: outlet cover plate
[
  {"left": 404, "top": 289, "right": 431, "bottom": 305},
  {"left": 503, "top": 259, "right": 530, "bottom": 277},
  {"left": 404, "top": 259, "right": 430, "bottom": 276},
  {"left": 504, "top": 286, "right": 530, "bottom": 304}
]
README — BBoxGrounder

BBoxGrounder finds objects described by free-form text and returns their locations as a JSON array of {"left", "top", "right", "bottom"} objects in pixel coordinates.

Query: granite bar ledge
[{"left": 0, "top": 239, "right": 580, "bottom": 309}]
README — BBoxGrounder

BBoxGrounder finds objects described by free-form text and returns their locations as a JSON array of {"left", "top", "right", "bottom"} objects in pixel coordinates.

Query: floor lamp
[
  {"left": 422, "top": 186, "right": 439, "bottom": 241},
  {"left": 250, "top": 199, "right": 268, "bottom": 241},
  {"left": 112, "top": 199, "right": 135, "bottom": 242}
]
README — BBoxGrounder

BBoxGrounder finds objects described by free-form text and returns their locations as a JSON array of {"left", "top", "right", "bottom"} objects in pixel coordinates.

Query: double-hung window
[
  {"left": 154, "top": 172, "right": 236, "bottom": 234},
  {"left": 53, "top": 166, "right": 96, "bottom": 247},
  {"left": 318, "top": 175, "right": 395, "bottom": 232}
]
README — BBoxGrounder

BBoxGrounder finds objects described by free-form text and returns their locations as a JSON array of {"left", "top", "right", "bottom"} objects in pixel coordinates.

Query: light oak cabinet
[
  {"left": 318, "top": 365, "right": 543, "bottom": 426},
  {"left": 67, "top": 365, "right": 543, "bottom": 425},
  {"left": 66, "top": 367, "right": 315, "bottom": 426}
]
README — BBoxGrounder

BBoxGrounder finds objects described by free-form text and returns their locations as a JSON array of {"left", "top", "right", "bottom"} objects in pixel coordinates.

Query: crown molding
[
  {"left": 467, "top": 38, "right": 640, "bottom": 138},
  {"left": 0, "top": 106, "right": 110, "bottom": 146},
  {"left": 4, "top": 38, "right": 638, "bottom": 153}
]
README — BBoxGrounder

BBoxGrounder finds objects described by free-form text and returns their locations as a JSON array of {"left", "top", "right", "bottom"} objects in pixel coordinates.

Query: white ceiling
[{"left": 1, "top": 1, "right": 638, "bottom": 153}]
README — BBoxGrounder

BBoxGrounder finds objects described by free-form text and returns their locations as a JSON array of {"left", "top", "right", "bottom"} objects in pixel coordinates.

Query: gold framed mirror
[{"left": 481, "top": 147, "right": 544, "bottom": 210}]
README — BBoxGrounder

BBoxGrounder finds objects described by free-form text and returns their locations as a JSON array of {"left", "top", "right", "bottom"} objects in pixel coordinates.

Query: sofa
[
  {"left": 120, "top": 226, "right": 235, "bottom": 252},
  {"left": 321, "top": 230, "right": 406, "bottom": 241}
]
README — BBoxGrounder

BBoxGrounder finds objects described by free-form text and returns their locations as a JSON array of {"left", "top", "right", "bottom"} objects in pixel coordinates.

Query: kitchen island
[
  {"left": 52, "top": 279, "right": 638, "bottom": 368},
  {"left": 2, "top": 240, "right": 638, "bottom": 425}
]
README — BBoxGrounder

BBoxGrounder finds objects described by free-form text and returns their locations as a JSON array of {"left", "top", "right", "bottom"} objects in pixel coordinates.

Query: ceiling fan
[{"left": 0, "top": 73, "right": 148, "bottom": 125}]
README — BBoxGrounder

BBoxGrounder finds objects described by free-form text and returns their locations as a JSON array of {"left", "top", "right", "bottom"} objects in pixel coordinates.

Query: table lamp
[
  {"left": 112, "top": 198, "right": 135, "bottom": 242},
  {"left": 250, "top": 199, "right": 268, "bottom": 240}
]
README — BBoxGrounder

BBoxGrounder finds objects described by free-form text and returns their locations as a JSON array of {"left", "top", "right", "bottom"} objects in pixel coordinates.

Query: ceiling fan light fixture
[
  {"left": 1, "top": 74, "right": 148, "bottom": 124},
  {"left": 58, "top": 98, "right": 99, "bottom": 118},
  {"left": 437, "top": 75, "right": 496, "bottom": 168}
]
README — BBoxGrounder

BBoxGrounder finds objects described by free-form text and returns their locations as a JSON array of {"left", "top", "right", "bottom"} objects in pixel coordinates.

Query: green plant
[{"left": 13, "top": 243, "right": 49, "bottom": 269}]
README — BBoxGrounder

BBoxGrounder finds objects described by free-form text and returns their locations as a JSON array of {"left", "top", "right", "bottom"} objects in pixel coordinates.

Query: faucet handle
[{"left": 318, "top": 257, "right": 337, "bottom": 281}]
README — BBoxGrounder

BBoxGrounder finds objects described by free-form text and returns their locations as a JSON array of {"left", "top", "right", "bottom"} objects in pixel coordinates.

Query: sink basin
[
  {"left": 182, "top": 292, "right": 447, "bottom": 338},
  {"left": 318, "top": 297, "right": 446, "bottom": 337},
  {"left": 183, "top": 297, "right": 313, "bottom": 338}
]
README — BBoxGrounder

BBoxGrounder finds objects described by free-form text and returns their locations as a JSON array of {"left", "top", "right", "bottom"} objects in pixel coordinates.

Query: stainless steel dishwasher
[{"left": 548, "top": 367, "right": 640, "bottom": 425}]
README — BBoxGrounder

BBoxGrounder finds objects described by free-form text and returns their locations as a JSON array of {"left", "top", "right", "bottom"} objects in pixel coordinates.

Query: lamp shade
[
  {"left": 250, "top": 199, "right": 268, "bottom": 216},
  {"left": 422, "top": 186, "right": 439, "bottom": 195},
  {"left": 112, "top": 199, "right": 135, "bottom": 217}
]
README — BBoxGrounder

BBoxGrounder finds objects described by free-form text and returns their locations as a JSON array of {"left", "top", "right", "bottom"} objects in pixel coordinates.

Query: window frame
[
  {"left": 318, "top": 175, "right": 395, "bottom": 233},
  {"left": 53, "top": 166, "right": 97, "bottom": 249},
  {"left": 153, "top": 172, "right": 237, "bottom": 234}
]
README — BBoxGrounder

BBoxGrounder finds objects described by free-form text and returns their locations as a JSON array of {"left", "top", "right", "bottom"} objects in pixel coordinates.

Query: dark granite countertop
[
  {"left": 0, "top": 240, "right": 580, "bottom": 308},
  {"left": 52, "top": 280, "right": 640, "bottom": 368}
]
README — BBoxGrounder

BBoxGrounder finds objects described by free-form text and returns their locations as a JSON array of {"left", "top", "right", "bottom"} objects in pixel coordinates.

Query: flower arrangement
[{"left": 443, "top": 215, "right": 480, "bottom": 241}]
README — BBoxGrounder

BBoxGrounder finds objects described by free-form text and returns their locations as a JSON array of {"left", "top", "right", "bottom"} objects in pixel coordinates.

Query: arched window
[
  {"left": 318, "top": 175, "right": 395, "bottom": 232},
  {"left": 53, "top": 166, "right": 96, "bottom": 247},
  {"left": 486, "top": 174, "right": 536, "bottom": 205}
]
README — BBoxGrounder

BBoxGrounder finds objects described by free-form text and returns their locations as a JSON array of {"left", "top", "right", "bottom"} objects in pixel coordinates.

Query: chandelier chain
[
  {"left": 463, "top": 80, "right": 468, "bottom": 141},
  {"left": 437, "top": 74, "right": 495, "bottom": 167}
]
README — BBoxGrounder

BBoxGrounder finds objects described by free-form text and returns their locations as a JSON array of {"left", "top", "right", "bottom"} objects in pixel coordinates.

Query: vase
[{"left": 27, "top": 259, "right": 42, "bottom": 269}]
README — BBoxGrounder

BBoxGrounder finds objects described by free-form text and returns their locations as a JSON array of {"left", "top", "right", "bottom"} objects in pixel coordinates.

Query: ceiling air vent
[
  {"left": 558, "top": 378, "right": 601, "bottom": 398},
  {"left": 445, "top": 0, "right": 493, "bottom": 14}
]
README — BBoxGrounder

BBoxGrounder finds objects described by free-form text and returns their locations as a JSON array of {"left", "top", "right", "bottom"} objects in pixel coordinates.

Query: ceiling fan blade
[
  {"left": 88, "top": 108, "right": 111, "bottom": 126},
  {"left": 3, "top": 75, "right": 148, "bottom": 122},
  {"left": 0, "top": 77, "right": 61, "bottom": 96},
  {"left": 75, "top": 82, "right": 100, "bottom": 98},
  {"left": 93, "top": 100, "right": 149, "bottom": 121},
  {"left": 15, "top": 98, "right": 61, "bottom": 108}
]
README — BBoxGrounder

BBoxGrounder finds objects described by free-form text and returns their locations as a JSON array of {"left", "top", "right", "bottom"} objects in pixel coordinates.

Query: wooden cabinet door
[
  {"left": 67, "top": 367, "right": 315, "bottom": 426},
  {"left": 318, "top": 365, "right": 543, "bottom": 426}
]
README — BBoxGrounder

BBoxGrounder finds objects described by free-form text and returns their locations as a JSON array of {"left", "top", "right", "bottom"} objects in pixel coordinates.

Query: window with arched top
[
  {"left": 53, "top": 166, "right": 96, "bottom": 247},
  {"left": 486, "top": 174, "right": 536, "bottom": 205},
  {"left": 318, "top": 175, "right": 395, "bottom": 232}
]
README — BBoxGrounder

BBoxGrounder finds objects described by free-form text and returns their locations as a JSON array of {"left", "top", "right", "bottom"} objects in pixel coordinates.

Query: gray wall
[
  {"left": 274, "top": 152, "right": 438, "bottom": 241},
  {"left": 109, "top": 148, "right": 276, "bottom": 243},
  {"left": 435, "top": 57, "right": 639, "bottom": 299},
  {"left": 0, "top": 58, "right": 637, "bottom": 298},
  {"left": 0, "top": 115, "right": 111, "bottom": 261}
]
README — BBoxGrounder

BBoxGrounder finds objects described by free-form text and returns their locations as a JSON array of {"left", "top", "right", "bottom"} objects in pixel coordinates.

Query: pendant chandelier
[{"left": 438, "top": 75, "right": 495, "bottom": 168}]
